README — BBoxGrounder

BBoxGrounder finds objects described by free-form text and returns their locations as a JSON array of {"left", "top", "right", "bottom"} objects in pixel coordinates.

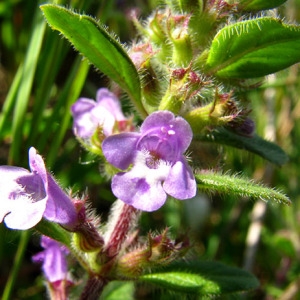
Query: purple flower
[
  {"left": 71, "top": 88, "right": 128, "bottom": 139},
  {"left": 0, "top": 147, "right": 78, "bottom": 230},
  {"left": 102, "top": 111, "right": 196, "bottom": 211},
  {"left": 32, "top": 236, "right": 70, "bottom": 284}
]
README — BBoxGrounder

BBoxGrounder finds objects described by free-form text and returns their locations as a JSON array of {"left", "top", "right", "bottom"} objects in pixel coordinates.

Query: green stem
[{"left": 1, "top": 231, "right": 30, "bottom": 300}]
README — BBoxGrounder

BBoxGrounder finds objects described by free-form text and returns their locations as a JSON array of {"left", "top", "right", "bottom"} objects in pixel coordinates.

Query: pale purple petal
[
  {"left": 0, "top": 165, "right": 47, "bottom": 230},
  {"left": 0, "top": 166, "right": 30, "bottom": 203},
  {"left": 140, "top": 111, "right": 175, "bottom": 132},
  {"left": 112, "top": 172, "right": 167, "bottom": 211},
  {"left": 28, "top": 147, "right": 78, "bottom": 228},
  {"left": 72, "top": 96, "right": 116, "bottom": 137},
  {"left": 90, "top": 104, "right": 116, "bottom": 137},
  {"left": 0, "top": 147, "right": 79, "bottom": 230},
  {"left": 71, "top": 97, "right": 95, "bottom": 117},
  {"left": 71, "top": 98, "right": 97, "bottom": 138},
  {"left": 28, "top": 147, "right": 48, "bottom": 185},
  {"left": 102, "top": 132, "right": 140, "bottom": 169},
  {"left": 43, "top": 174, "right": 78, "bottom": 229},
  {"left": 96, "top": 88, "right": 126, "bottom": 121},
  {"left": 33, "top": 236, "right": 69, "bottom": 283},
  {"left": 42, "top": 245, "right": 68, "bottom": 282},
  {"left": 111, "top": 152, "right": 171, "bottom": 211},
  {"left": 140, "top": 111, "right": 193, "bottom": 152},
  {"left": 4, "top": 197, "right": 47, "bottom": 230},
  {"left": 163, "top": 159, "right": 196, "bottom": 199},
  {"left": 71, "top": 88, "right": 127, "bottom": 139}
]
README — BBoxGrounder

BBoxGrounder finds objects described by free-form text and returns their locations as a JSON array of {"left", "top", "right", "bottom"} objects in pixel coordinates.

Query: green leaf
[
  {"left": 139, "top": 260, "right": 259, "bottom": 296},
  {"left": 236, "top": 0, "right": 288, "bottom": 11},
  {"left": 100, "top": 281, "right": 134, "bottom": 300},
  {"left": 195, "top": 172, "right": 291, "bottom": 205},
  {"left": 196, "top": 127, "right": 289, "bottom": 166},
  {"left": 9, "top": 6, "right": 46, "bottom": 164},
  {"left": 40, "top": 4, "right": 147, "bottom": 118},
  {"left": 34, "top": 219, "right": 72, "bottom": 248},
  {"left": 205, "top": 17, "right": 300, "bottom": 78}
]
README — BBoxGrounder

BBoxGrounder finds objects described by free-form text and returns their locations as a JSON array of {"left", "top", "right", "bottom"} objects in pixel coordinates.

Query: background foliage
[{"left": 0, "top": 0, "right": 300, "bottom": 299}]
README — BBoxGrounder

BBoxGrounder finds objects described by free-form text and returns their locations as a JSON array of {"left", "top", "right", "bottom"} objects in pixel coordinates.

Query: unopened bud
[
  {"left": 116, "top": 229, "right": 189, "bottom": 278},
  {"left": 159, "top": 68, "right": 202, "bottom": 112},
  {"left": 72, "top": 199, "right": 104, "bottom": 252},
  {"left": 228, "top": 116, "right": 255, "bottom": 137},
  {"left": 73, "top": 223, "right": 104, "bottom": 252}
]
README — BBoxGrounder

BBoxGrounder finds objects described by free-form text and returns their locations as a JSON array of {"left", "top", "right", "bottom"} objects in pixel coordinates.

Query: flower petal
[
  {"left": 90, "top": 104, "right": 115, "bottom": 136},
  {"left": 33, "top": 236, "right": 69, "bottom": 283},
  {"left": 71, "top": 98, "right": 97, "bottom": 138},
  {"left": 111, "top": 152, "right": 171, "bottom": 211},
  {"left": 166, "top": 116, "right": 193, "bottom": 152},
  {"left": 140, "top": 111, "right": 193, "bottom": 152},
  {"left": 112, "top": 172, "right": 167, "bottom": 211},
  {"left": 96, "top": 88, "right": 126, "bottom": 121},
  {"left": 29, "top": 147, "right": 48, "bottom": 184},
  {"left": 0, "top": 166, "right": 30, "bottom": 199},
  {"left": 102, "top": 132, "right": 140, "bottom": 169},
  {"left": 43, "top": 174, "right": 78, "bottom": 229},
  {"left": 163, "top": 159, "right": 196, "bottom": 199},
  {"left": 4, "top": 196, "right": 47, "bottom": 230},
  {"left": 140, "top": 111, "right": 175, "bottom": 132},
  {"left": 71, "top": 97, "right": 96, "bottom": 117},
  {"left": 0, "top": 165, "right": 47, "bottom": 230}
]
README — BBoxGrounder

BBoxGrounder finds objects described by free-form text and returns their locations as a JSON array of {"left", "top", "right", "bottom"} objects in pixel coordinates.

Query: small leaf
[
  {"left": 139, "top": 260, "right": 259, "bottom": 296},
  {"left": 196, "top": 127, "right": 289, "bottom": 166},
  {"left": 236, "top": 0, "right": 288, "bottom": 11},
  {"left": 100, "top": 281, "right": 134, "bottom": 300},
  {"left": 40, "top": 4, "right": 147, "bottom": 117},
  {"left": 195, "top": 172, "right": 291, "bottom": 206},
  {"left": 205, "top": 17, "right": 300, "bottom": 78},
  {"left": 34, "top": 219, "right": 72, "bottom": 248}
]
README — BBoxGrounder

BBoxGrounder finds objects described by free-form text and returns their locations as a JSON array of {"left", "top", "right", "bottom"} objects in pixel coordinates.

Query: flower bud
[
  {"left": 159, "top": 68, "right": 202, "bottom": 112},
  {"left": 168, "top": 14, "right": 192, "bottom": 67},
  {"left": 148, "top": 12, "right": 168, "bottom": 46},
  {"left": 184, "top": 90, "right": 241, "bottom": 132},
  {"left": 73, "top": 224, "right": 104, "bottom": 252},
  {"left": 227, "top": 116, "right": 256, "bottom": 137},
  {"left": 116, "top": 229, "right": 189, "bottom": 278},
  {"left": 72, "top": 199, "right": 104, "bottom": 252}
]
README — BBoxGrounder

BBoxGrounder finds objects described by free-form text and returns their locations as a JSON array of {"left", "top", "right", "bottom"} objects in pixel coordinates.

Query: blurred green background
[{"left": 0, "top": 0, "right": 300, "bottom": 299}]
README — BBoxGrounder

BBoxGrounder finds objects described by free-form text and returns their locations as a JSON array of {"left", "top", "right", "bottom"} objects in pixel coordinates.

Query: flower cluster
[{"left": 0, "top": 72, "right": 199, "bottom": 300}]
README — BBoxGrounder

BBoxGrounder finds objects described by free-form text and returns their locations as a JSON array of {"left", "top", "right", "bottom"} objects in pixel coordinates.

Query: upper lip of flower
[
  {"left": 137, "top": 135, "right": 179, "bottom": 165},
  {"left": 71, "top": 88, "right": 128, "bottom": 139}
]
